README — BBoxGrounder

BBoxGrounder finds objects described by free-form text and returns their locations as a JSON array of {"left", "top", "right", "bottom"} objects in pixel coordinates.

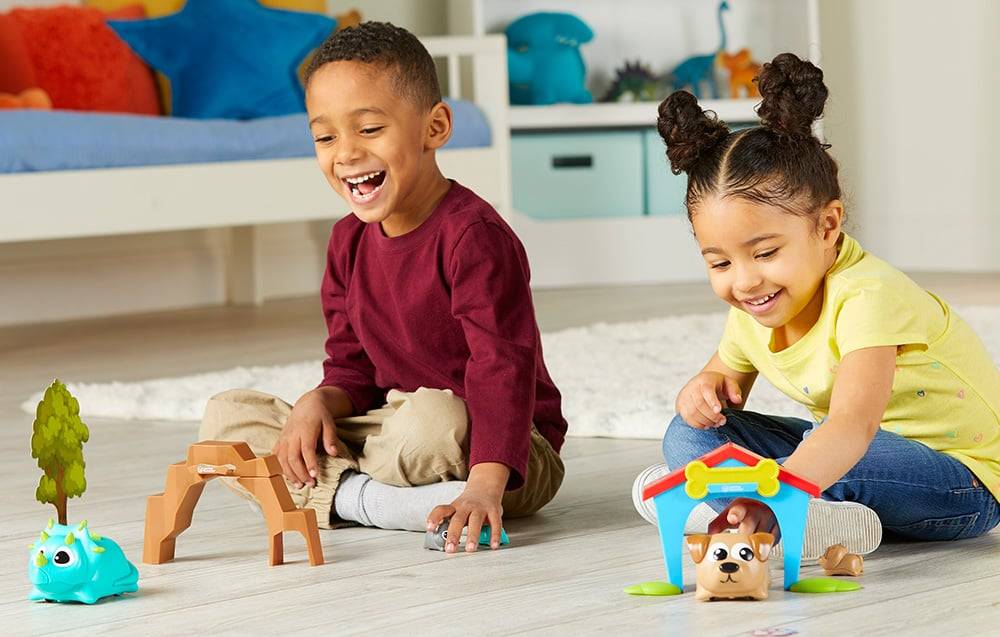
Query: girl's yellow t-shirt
[{"left": 718, "top": 233, "right": 1000, "bottom": 501}]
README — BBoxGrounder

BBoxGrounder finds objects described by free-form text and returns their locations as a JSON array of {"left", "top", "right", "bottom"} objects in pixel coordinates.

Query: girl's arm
[
  {"left": 703, "top": 351, "right": 758, "bottom": 410},
  {"left": 781, "top": 345, "right": 897, "bottom": 490}
]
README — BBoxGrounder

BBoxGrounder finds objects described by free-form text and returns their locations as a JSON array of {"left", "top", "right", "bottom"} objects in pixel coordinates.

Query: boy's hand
[
  {"left": 708, "top": 497, "right": 780, "bottom": 540},
  {"left": 426, "top": 462, "right": 509, "bottom": 553},
  {"left": 272, "top": 388, "right": 340, "bottom": 489},
  {"left": 675, "top": 371, "right": 742, "bottom": 429}
]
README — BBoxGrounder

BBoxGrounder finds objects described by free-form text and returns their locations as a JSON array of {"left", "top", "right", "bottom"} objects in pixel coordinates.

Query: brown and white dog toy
[{"left": 687, "top": 531, "right": 774, "bottom": 601}]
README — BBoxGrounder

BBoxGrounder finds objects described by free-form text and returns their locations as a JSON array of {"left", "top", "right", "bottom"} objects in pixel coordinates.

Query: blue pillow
[{"left": 109, "top": 0, "right": 335, "bottom": 119}]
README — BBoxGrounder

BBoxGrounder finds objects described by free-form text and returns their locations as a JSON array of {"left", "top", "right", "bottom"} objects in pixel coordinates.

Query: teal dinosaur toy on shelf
[
  {"left": 671, "top": 0, "right": 729, "bottom": 99},
  {"left": 506, "top": 12, "right": 594, "bottom": 105}
]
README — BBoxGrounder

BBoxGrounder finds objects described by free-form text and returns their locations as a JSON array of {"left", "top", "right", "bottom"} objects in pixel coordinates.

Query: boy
[{"left": 200, "top": 22, "right": 567, "bottom": 553}]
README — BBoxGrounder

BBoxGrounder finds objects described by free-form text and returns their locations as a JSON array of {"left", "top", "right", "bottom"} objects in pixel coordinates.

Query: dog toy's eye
[
  {"left": 708, "top": 542, "right": 729, "bottom": 561},
  {"left": 732, "top": 542, "right": 755, "bottom": 561},
  {"left": 52, "top": 548, "right": 76, "bottom": 567}
]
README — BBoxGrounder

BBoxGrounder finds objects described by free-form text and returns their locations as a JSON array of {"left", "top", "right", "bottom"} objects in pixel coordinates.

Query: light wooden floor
[{"left": 2, "top": 275, "right": 1000, "bottom": 636}]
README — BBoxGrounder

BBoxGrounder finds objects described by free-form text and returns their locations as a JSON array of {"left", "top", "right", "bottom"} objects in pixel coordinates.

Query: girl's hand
[
  {"left": 272, "top": 389, "right": 340, "bottom": 489},
  {"left": 426, "top": 462, "right": 509, "bottom": 553},
  {"left": 675, "top": 371, "right": 743, "bottom": 429},
  {"left": 708, "top": 497, "right": 781, "bottom": 540}
]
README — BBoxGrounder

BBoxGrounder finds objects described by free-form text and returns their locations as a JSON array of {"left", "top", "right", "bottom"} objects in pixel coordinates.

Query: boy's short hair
[{"left": 304, "top": 21, "right": 442, "bottom": 112}]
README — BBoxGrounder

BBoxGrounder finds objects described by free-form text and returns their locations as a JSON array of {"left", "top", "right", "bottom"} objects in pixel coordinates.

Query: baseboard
[{"left": 0, "top": 220, "right": 335, "bottom": 327}]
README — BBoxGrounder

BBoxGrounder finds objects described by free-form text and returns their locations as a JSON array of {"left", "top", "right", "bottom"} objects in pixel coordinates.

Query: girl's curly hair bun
[
  {"left": 656, "top": 90, "right": 729, "bottom": 175},
  {"left": 756, "top": 52, "right": 828, "bottom": 140}
]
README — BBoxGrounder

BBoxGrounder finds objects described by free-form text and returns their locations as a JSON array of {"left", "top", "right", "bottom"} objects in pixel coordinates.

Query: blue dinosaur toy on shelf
[
  {"left": 671, "top": 1, "right": 729, "bottom": 99},
  {"left": 506, "top": 12, "right": 594, "bottom": 105},
  {"left": 28, "top": 519, "right": 139, "bottom": 604}
]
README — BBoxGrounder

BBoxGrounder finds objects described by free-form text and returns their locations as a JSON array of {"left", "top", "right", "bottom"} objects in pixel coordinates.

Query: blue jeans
[{"left": 662, "top": 409, "right": 1000, "bottom": 541}]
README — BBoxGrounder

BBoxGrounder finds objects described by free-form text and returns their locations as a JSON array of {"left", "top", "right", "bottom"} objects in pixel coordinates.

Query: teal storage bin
[
  {"left": 511, "top": 131, "right": 644, "bottom": 219},
  {"left": 643, "top": 128, "right": 688, "bottom": 217}
]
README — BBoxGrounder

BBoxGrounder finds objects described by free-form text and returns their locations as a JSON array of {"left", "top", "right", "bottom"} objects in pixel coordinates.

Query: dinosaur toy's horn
[
  {"left": 65, "top": 533, "right": 76, "bottom": 546},
  {"left": 35, "top": 552, "right": 47, "bottom": 567}
]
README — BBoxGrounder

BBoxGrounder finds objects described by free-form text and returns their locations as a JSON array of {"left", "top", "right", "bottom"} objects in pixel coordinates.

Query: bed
[{"left": 0, "top": 35, "right": 511, "bottom": 304}]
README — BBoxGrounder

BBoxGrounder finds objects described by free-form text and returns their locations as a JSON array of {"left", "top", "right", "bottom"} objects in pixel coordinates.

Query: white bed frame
[{"left": 0, "top": 35, "right": 511, "bottom": 305}]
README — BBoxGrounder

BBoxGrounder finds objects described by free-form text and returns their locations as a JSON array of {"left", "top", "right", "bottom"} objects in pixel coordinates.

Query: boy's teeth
[{"left": 346, "top": 171, "right": 381, "bottom": 184}]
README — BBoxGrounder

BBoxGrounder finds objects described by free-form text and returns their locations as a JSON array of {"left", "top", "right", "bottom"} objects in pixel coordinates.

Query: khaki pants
[{"left": 199, "top": 387, "right": 565, "bottom": 529}]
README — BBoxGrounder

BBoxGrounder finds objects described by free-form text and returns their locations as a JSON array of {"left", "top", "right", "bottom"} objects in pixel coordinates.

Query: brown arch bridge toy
[{"left": 143, "top": 441, "right": 324, "bottom": 567}]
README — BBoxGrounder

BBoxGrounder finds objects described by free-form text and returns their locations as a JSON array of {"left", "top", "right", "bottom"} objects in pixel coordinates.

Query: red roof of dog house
[{"left": 642, "top": 442, "right": 820, "bottom": 501}]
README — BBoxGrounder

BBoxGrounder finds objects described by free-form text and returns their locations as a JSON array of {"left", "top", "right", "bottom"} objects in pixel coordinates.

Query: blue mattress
[{"left": 0, "top": 98, "right": 491, "bottom": 174}]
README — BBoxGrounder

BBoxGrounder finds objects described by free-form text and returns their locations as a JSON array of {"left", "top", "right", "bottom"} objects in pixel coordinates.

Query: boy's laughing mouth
[{"left": 342, "top": 170, "right": 387, "bottom": 205}]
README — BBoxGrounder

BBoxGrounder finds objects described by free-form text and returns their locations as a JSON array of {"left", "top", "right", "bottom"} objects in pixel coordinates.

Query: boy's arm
[
  {"left": 449, "top": 221, "right": 539, "bottom": 489},
  {"left": 429, "top": 221, "right": 538, "bottom": 551},
  {"left": 317, "top": 235, "right": 383, "bottom": 415},
  {"left": 313, "top": 385, "right": 357, "bottom": 419},
  {"left": 781, "top": 345, "right": 896, "bottom": 490},
  {"left": 274, "top": 230, "right": 383, "bottom": 488}
]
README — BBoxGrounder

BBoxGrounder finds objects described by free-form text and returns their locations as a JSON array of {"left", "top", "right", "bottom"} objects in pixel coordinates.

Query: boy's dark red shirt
[{"left": 319, "top": 181, "right": 567, "bottom": 489}]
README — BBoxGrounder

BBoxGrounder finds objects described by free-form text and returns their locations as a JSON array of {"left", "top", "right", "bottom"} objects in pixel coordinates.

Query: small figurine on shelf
[
  {"left": 600, "top": 60, "right": 669, "bottom": 103},
  {"left": 506, "top": 12, "right": 594, "bottom": 105},
  {"left": 718, "top": 48, "right": 762, "bottom": 98},
  {"left": 28, "top": 380, "right": 139, "bottom": 604},
  {"left": 670, "top": 0, "right": 729, "bottom": 99}
]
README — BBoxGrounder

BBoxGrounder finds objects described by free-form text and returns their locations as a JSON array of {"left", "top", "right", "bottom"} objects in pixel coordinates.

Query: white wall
[
  {"left": 819, "top": 0, "right": 1000, "bottom": 271},
  {"left": 329, "top": 1, "right": 448, "bottom": 35}
]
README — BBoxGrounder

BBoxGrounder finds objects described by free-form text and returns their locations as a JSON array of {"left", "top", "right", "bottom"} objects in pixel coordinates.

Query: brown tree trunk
[{"left": 55, "top": 470, "right": 67, "bottom": 525}]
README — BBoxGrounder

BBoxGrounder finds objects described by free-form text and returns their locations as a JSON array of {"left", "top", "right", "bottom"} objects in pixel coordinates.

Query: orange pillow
[
  {"left": 0, "top": 13, "right": 36, "bottom": 94},
  {"left": 8, "top": 5, "right": 160, "bottom": 114},
  {"left": 100, "top": 4, "right": 162, "bottom": 115}
]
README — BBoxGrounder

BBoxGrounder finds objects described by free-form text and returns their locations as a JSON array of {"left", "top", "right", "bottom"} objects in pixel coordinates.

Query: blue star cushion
[{"left": 109, "top": 0, "right": 336, "bottom": 119}]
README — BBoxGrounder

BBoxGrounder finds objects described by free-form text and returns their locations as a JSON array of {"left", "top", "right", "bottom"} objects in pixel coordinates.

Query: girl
[{"left": 632, "top": 53, "right": 1000, "bottom": 559}]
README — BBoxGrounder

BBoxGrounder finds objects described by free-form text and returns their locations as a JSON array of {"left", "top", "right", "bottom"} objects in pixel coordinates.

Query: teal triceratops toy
[{"left": 28, "top": 519, "right": 139, "bottom": 604}]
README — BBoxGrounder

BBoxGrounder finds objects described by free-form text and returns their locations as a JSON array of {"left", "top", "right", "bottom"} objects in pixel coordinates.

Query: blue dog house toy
[{"left": 642, "top": 443, "right": 818, "bottom": 591}]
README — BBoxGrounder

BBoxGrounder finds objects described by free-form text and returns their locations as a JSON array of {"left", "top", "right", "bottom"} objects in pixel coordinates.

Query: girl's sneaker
[
  {"left": 770, "top": 499, "right": 882, "bottom": 561},
  {"left": 631, "top": 463, "right": 719, "bottom": 534},
  {"left": 631, "top": 463, "right": 883, "bottom": 561}
]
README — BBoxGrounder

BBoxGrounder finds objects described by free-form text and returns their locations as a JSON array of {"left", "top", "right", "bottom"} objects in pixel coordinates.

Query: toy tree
[{"left": 31, "top": 380, "right": 89, "bottom": 525}]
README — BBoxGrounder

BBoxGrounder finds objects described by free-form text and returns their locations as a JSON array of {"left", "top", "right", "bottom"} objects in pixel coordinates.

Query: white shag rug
[{"left": 22, "top": 307, "right": 1000, "bottom": 439}]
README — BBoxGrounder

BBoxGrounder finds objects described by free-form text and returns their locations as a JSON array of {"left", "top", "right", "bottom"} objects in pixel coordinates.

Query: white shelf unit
[
  {"left": 509, "top": 98, "right": 760, "bottom": 130},
  {"left": 448, "top": 0, "right": 821, "bottom": 286}
]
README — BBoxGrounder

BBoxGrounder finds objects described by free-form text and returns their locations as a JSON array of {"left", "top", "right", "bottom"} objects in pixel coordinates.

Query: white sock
[{"left": 334, "top": 471, "right": 467, "bottom": 532}]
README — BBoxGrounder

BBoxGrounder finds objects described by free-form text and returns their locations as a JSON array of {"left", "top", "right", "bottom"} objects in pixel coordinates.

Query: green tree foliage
[{"left": 30, "top": 380, "right": 89, "bottom": 524}]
